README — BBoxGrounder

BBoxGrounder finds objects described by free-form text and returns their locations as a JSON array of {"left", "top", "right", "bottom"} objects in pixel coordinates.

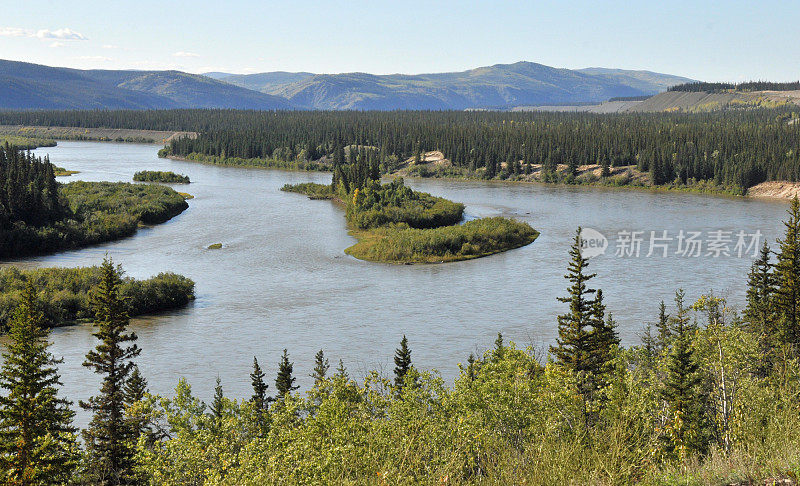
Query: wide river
[{"left": 2, "top": 141, "right": 788, "bottom": 427}]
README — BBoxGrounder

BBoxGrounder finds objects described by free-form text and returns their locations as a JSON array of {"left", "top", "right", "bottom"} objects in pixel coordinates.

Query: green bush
[
  {"left": 0, "top": 266, "right": 194, "bottom": 331},
  {"left": 346, "top": 178, "right": 465, "bottom": 230},
  {"left": 133, "top": 171, "right": 190, "bottom": 183}
]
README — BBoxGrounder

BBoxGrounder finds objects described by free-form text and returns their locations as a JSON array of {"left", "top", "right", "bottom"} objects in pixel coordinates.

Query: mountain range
[{"left": 0, "top": 59, "right": 694, "bottom": 111}]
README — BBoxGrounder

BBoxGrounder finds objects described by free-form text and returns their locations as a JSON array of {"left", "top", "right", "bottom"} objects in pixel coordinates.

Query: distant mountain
[
  {"left": 214, "top": 71, "right": 315, "bottom": 93},
  {"left": 213, "top": 62, "right": 695, "bottom": 110},
  {"left": 0, "top": 59, "right": 694, "bottom": 111},
  {"left": 0, "top": 60, "right": 293, "bottom": 110}
]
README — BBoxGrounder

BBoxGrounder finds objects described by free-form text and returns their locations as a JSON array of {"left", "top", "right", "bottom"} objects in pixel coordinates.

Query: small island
[
  {"left": 133, "top": 170, "right": 191, "bottom": 183},
  {"left": 283, "top": 174, "right": 537, "bottom": 264},
  {"left": 0, "top": 265, "right": 195, "bottom": 331},
  {"left": 0, "top": 144, "right": 189, "bottom": 258}
]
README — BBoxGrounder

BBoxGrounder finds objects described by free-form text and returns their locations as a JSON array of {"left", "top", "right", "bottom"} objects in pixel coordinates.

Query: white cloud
[
  {"left": 102, "top": 44, "right": 119, "bottom": 49},
  {"left": 36, "top": 28, "right": 87, "bottom": 40},
  {"left": 49, "top": 41, "right": 66, "bottom": 48},
  {"left": 0, "top": 26, "right": 87, "bottom": 40},
  {"left": 0, "top": 27, "right": 28, "bottom": 37},
  {"left": 173, "top": 51, "right": 200, "bottom": 58}
]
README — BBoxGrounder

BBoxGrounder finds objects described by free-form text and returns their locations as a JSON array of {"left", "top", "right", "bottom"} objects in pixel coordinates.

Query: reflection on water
[{"left": 0, "top": 141, "right": 787, "bottom": 428}]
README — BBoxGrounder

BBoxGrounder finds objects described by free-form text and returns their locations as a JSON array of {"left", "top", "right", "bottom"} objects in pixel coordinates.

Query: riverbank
[
  {"left": 1, "top": 181, "right": 189, "bottom": 258},
  {"left": 164, "top": 152, "right": 331, "bottom": 172},
  {"left": 0, "top": 265, "right": 195, "bottom": 331},
  {"left": 0, "top": 125, "right": 196, "bottom": 144},
  {"left": 169, "top": 151, "right": 798, "bottom": 201}
]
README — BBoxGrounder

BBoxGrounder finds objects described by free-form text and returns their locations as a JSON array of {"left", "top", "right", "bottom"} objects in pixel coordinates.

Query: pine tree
[
  {"left": 745, "top": 242, "right": 775, "bottom": 335},
  {"left": 250, "top": 357, "right": 270, "bottom": 436},
  {"left": 123, "top": 366, "right": 151, "bottom": 445},
  {"left": 588, "top": 291, "right": 619, "bottom": 379},
  {"left": 210, "top": 377, "right": 224, "bottom": 420},
  {"left": 275, "top": 349, "right": 298, "bottom": 399},
  {"left": 551, "top": 228, "right": 597, "bottom": 377},
  {"left": 656, "top": 300, "right": 671, "bottom": 350},
  {"left": 334, "top": 359, "right": 348, "bottom": 380},
  {"left": 394, "top": 335, "right": 412, "bottom": 390},
  {"left": 775, "top": 197, "right": 800, "bottom": 346},
  {"left": 81, "top": 258, "right": 141, "bottom": 485},
  {"left": 660, "top": 299, "right": 707, "bottom": 458},
  {"left": 250, "top": 357, "right": 269, "bottom": 411},
  {"left": 466, "top": 353, "right": 477, "bottom": 382},
  {"left": 310, "top": 350, "right": 329, "bottom": 384},
  {"left": 0, "top": 282, "right": 78, "bottom": 485},
  {"left": 493, "top": 332, "right": 504, "bottom": 359}
]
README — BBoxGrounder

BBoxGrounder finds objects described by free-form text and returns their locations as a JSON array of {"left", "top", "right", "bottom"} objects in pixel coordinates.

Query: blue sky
[{"left": 1, "top": 0, "right": 798, "bottom": 81}]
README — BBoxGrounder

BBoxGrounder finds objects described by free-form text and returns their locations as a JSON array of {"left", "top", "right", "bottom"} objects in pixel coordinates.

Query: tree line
[
  {"left": 669, "top": 81, "right": 800, "bottom": 92},
  {"left": 2, "top": 109, "right": 800, "bottom": 190}
]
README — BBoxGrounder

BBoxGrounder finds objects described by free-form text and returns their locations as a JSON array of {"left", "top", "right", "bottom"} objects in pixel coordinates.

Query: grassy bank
[
  {"left": 165, "top": 152, "right": 330, "bottom": 172},
  {"left": 282, "top": 178, "right": 537, "bottom": 264},
  {"left": 0, "top": 181, "right": 189, "bottom": 258},
  {"left": 346, "top": 217, "right": 538, "bottom": 263},
  {"left": 0, "top": 135, "right": 57, "bottom": 150},
  {"left": 0, "top": 266, "right": 194, "bottom": 331},
  {"left": 133, "top": 170, "right": 190, "bottom": 183},
  {"left": 0, "top": 125, "right": 194, "bottom": 144}
]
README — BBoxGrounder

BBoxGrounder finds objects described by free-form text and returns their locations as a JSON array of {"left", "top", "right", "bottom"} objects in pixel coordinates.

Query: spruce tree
[
  {"left": 0, "top": 282, "right": 78, "bottom": 485},
  {"left": 745, "top": 241, "right": 777, "bottom": 375},
  {"left": 394, "top": 335, "right": 413, "bottom": 390},
  {"left": 334, "top": 359, "right": 348, "bottom": 380},
  {"left": 80, "top": 258, "right": 141, "bottom": 485},
  {"left": 551, "top": 228, "right": 597, "bottom": 378},
  {"left": 250, "top": 357, "right": 270, "bottom": 436},
  {"left": 310, "top": 350, "right": 329, "bottom": 384},
  {"left": 656, "top": 300, "right": 671, "bottom": 350},
  {"left": 123, "top": 366, "right": 151, "bottom": 445},
  {"left": 275, "top": 349, "right": 298, "bottom": 399},
  {"left": 250, "top": 357, "right": 269, "bottom": 411},
  {"left": 210, "top": 377, "right": 224, "bottom": 420},
  {"left": 775, "top": 196, "right": 800, "bottom": 346},
  {"left": 660, "top": 299, "right": 707, "bottom": 458},
  {"left": 493, "top": 332, "right": 504, "bottom": 359},
  {"left": 466, "top": 353, "right": 477, "bottom": 382}
]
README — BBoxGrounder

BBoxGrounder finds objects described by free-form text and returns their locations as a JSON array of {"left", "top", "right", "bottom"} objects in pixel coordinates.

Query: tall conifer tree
[
  {"left": 81, "top": 258, "right": 141, "bottom": 485},
  {"left": 275, "top": 349, "right": 298, "bottom": 399},
  {"left": 394, "top": 336, "right": 412, "bottom": 390},
  {"left": 0, "top": 282, "right": 78, "bottom": 485}
]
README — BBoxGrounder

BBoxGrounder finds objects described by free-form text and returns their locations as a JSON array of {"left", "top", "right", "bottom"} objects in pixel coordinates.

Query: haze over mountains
[{"left": 0, "top": 59, "right": 694, "bottom": 111}]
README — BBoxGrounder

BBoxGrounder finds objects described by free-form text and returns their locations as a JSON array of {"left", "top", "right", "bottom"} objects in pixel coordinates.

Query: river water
[{"left": 1, "top": 141, "right": 788, "bottom": 427}]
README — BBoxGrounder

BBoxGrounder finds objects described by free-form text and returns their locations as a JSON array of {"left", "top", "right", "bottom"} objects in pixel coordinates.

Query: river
[{"left": 1, "top": 141, "right": 788, "bottom": 427}]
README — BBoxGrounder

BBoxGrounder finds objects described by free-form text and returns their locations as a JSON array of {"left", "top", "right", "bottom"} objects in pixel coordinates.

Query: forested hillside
[
  {"left": 0, "top": 60, "right": 292, "bottom": 110},
  {"left": 3, "top": 108, "right": 799, "bottom": 191}
]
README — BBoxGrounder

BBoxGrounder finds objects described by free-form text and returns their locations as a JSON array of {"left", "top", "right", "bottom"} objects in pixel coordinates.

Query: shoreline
[
  {"left": 169, "top": 153, "right": 795, "bottom": 203},
  {"left": 0, "top": 125, "right": 197, "bottom": 145}
]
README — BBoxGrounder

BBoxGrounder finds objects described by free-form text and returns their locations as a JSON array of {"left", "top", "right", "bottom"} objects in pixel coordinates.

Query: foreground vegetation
[
  {"left": 133, "top": 170, "right": 190, "bottom": 183},
  {"left": 0, "top": 265, "right": 195, "bottom": 331},
  {"left": 0, "top": 144, "right": 189, "bottom": 257},
  {"left": 6, "top": 199, "right": 800, "bottom": 484},
  {"left": 283, "top": 166, "right": 534, "bottom": 263}
]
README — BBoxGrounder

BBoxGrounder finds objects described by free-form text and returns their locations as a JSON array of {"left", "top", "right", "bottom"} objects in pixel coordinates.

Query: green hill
[
  {"left": 0, "top": 60, "right": 293, "bottom": 110},
  {"left": 214, "top": 61, "right": 695, "bottom": 110}
]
